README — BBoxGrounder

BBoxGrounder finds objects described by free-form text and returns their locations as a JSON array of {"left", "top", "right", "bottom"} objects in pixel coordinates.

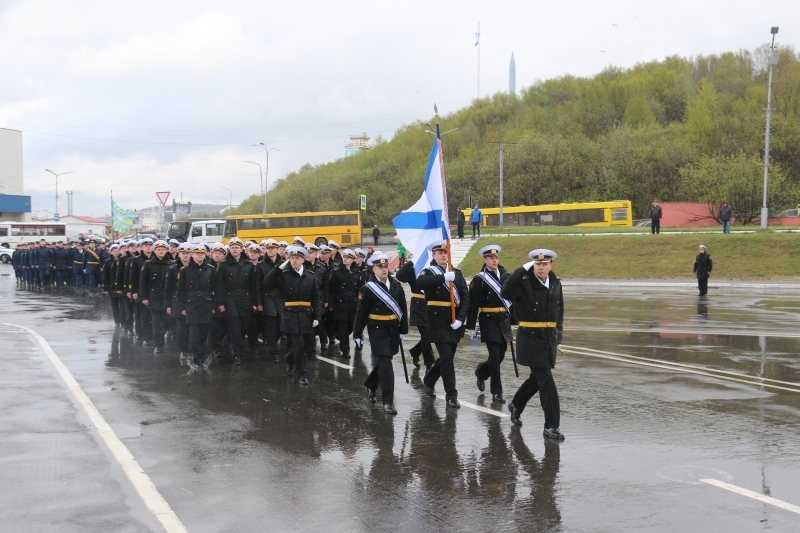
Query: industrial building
[{"left": 0, "top": 128, "right": 32, "bottom": 222}]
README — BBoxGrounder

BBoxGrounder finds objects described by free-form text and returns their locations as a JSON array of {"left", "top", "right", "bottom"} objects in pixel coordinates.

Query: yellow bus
[
  {"left": 464, "top": 201, "right": 633, "bottom": 228},
  {"left": 223, "top": 210, "right": 362, "bottom": 246}
]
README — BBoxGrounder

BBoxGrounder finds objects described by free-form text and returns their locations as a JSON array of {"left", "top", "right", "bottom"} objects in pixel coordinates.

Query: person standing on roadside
[
  {"left": 694, "top": 245, "right": 713, "bottom": 296},
  {"left": 470, "top": 204, "right": 483, "bottom": 239},
  {"left": 718, "top": 202, "right": 733, "bottom": 234},
  {"left": 372, "top": 225, "right": 381, "bottom": 246},
  {"left": 650, "top": 201, "right": 662, "bottom": 235},
  {"left": 457, "top": 207, "right": 465, "bottom": 239}
]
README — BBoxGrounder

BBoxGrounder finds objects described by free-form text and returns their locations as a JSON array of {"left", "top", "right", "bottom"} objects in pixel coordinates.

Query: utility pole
[
  {"left": 485, "top": 133, "right": 516, "bottom": 229},
  {"left": 254, "top": 143, "right": 279, "bottom": 214},
  {"left": 761, "top": 26, "right": 780, "bottom": 230},
  {"left": 45, "top": 169, "right": 74, "bottom": 217},
  {"left": 475, "top": 22, "right": 481, "bottom": 99}
]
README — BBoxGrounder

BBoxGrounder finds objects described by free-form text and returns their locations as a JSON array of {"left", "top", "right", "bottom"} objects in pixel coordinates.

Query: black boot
[{"left": 233, "top": 353, "right": 242, "bottom": 366}]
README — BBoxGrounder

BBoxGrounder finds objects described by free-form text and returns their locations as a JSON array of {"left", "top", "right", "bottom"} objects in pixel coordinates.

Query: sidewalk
[{"left": 562, "top": 279, "right": 800, "bottom": 292}]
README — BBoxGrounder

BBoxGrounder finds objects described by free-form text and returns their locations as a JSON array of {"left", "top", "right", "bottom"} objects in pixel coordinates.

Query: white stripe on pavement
[
  {"left": 700, "top": 478, "right": 800, "bottom": 515},
  {"left": 315, "top": 354, "right": 353, "bottom": 370},
  {"left": 3, "top": 323, "right": 188, "bottom": 533}
]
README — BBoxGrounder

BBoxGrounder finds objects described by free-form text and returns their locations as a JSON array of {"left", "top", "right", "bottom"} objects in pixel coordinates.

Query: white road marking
[
  {"left": 3, "top": 323, "right": 188, "bottom": 533},
  {"left": 566, "top": 345, "right": 800, "bottom": 389},
  {"left": 563, "top": 346, "right": 800, "bottom": 394},
  {"left": 436, "top": 397, "right": 509, "bottom": 418},
  {"left": 569, "top": 327, "right": 800, "bottom": 339},
  {"left": 700, "top": 478, "right": 800, "bottom": 515},
  {"left": 316, "top": 354, "right": 353, "bottom": 370}
]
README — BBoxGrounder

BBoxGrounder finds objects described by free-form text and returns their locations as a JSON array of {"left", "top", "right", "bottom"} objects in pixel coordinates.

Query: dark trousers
[
  {"left": 110, "top": 297, "right": 122, "bottom": 324},
  {"left": 410, "top": 326, "right": 435, "bottom": 368},
  {"left": 472, "top": 222, "right": 480, "bottom": 237},
  {"left": 365, "top": 355, "right": 395, "bottom": 405},
  {"left": 86, "top": 265, "right": 100, "bottom": 292},
  {"left": 373, "top": 235, "right": 379, "bottom": 246},
  {"left": 261, "top": 315, "right": 280, "bottom": 355},
  {"left": 476, "top": 340, "right": 507, "bottom": 394},
  {"left": 36, "top": 265, "right": 50, "bottom": 284},
  {"left": 225, "top": 313, "right": 251, "bottom": 355},
  {"left": 56, "top": 270, "right": 68, "bottom": 285},
  {"left": 424, "top": 342, "right": 458, "bottom": 400},
  {"left": 136, "top": 303, "right": 152, "bottom": 340},
  {"left": 189, "top": 323, "right": 209, "bottom": 362},
  {"left": 150, "top": 309, "right": 168, "bottom": 348},
  {"left": 457, "top": 222, "right": 464, "bottom": 238},
  {"left": 317, "top": 320, "right": 329, "bottom": 348},
  {"left": 651, "top": 217, "right": 660, "bottom": 234},
  {"left": 698, "top": 277, "right": 708, "bottom": 296},
  {"left": 210, "top": 315, "right": 226, "bottom": 350},
  {"left": 73, "top": 271, "right": 83, "bottom": 289},
  {"left": 304, "top": 332, "right": 317, "bottom": 356},
  {"left": 124, "top": 298, "right": 135, "bottom": 330},
  {"left": 325, "top": 311, "right": 337, "bottom": 344},
  {"left": 286, "top": 333, "right": 307, "bottom": 378},
  {"left": 337, "top": 319, "right": 352, "bottom": 354},
  {"left": 247, "top": 313, "right": 261, "bottom": 350},
  {"left": 512, "top": 367, "right": 560, "bottom": 429},
  {"left": 175, "top": 316, "right": 189, "bottom": 352}
]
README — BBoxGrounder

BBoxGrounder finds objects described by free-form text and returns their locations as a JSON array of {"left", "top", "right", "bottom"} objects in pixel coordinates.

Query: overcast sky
[{"left": 1, "top": 0, "right": 797, "bottom": 217}]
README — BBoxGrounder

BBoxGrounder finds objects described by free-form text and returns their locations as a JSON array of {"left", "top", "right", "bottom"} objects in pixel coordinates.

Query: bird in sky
[
  {"left": 612, "top": 23, "right": 617, "bottom": 27},
  {"left": 600, "top": 51, "right": 607, "bottom": 53}
]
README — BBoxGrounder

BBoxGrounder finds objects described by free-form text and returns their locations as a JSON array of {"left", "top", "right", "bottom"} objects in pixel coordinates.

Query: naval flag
[{"left": 392, "top": 135, "right": 451, "bottom": 277}]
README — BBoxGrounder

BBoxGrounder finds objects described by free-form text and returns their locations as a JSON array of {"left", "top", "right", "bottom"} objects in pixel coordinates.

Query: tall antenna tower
[{"left": 475, "top": 22, "right": 481, "bottom": 99}]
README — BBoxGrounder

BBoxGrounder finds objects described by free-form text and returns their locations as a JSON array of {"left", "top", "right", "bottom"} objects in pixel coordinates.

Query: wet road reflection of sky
[{"left": 2, "top": 271, "right": 800, "bottom": 532}]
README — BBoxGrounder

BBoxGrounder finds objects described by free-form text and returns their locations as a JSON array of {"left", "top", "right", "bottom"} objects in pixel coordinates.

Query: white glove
[
  {"left": 354, "top": 338, "right": 364, "bottom": 349},
  {"left": 451, "top": 319, "right": 463, "bottom": 330},
  {"left": 523, "top": 261, "right": 535, "bottom": 271},
  {"left": 312, "top": 319, "right": 319, "bottom": 327},
  {"left": 399, "top": 334, "right": 406, "bottom": 341},
  {"left": 280, "top": 261, "right": 289, "bottom": 270},
  {"left": 443, "top": 271, "right": 456, "bottom": 282}
]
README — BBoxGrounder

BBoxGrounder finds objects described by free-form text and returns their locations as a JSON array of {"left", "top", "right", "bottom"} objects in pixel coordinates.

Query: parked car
[
  {"left": 635, "top": 219, "right": 651, "bottom": 227},
  {"left": 0, "top": 245, "right": 12, "bottom": 264},
  {"left": 776, "top": 208, "right": 799, "bottom": 217}
]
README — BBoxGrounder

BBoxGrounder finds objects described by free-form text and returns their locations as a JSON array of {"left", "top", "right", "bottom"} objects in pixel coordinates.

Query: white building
[
  {"left": 37, "top": 215, "right": 108, "bottom": 237},
  {"left": 0, "top": 128, "right": 31, "bottom": 222}
]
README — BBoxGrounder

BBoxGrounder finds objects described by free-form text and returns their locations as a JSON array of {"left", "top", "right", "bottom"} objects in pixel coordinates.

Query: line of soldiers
[
  {"left": 11, "top": 238, "right": 108, "bottom": 293},
  {"left": 11, "top": 235, "right": 566, "bottom": 438}
]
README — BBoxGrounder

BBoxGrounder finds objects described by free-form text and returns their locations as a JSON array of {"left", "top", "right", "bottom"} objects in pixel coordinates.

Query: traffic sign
[
  {"left": 360, "top": 194, "right": 366, "bottom": 210},
  {"left": 156, "top": 191, "right": 171, "bottom": 206},
  {"left": 54, "top": 213, "right": 60, "bottom": 222}
]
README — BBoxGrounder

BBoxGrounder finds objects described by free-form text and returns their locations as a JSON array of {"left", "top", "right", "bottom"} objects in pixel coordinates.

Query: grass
[
  {"left": 476, "top": 225, "right": 762, "bottom": 235},
  {"left": 457, "top": 233, "right": 800, "bottom": 280}
]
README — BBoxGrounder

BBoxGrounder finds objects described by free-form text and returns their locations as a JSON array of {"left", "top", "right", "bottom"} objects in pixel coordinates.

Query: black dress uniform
[
  {"left": 396, "top": 260, "right": 435, "bottom": 369},
  {"left": 165, "top": 251, "right": 192, "bottom": 356},
  {"left": 130, "top": 248, "right": 154, "bottom": 342},
  {"left": 52, "top": 245, "right": 71, "bottom": 287},
  {"left": 311, "top": 257, "right": 330, "bottom": 350},
  {"left": 118, "top": 249, "right": 137, "bottom": 335},
  {"left": 416, "top": 247, "right": 470, "bottom": 405},
  {"left": 262, "top": 247, "right": 322, "bottom": 384},
  {"left": 103, "top": 251, "right": 124, "bottom": 325},
  {"left": 328, "top": 256, "right": 362, "bottom": 357},
  {"left": 176, "top": 255, "right": 217, "bottom": 366},
  {"left": 139, "top": 248, "right": 175, "bottom": 352},
  {"left": 256, "top": 251, "right": 284, "bottom": 362},
  {"left": 214, "top": 251, "right": 259, "bottom": 364},
  {"left": 354, "top": 258, "right": 408, "bottom": 413},
  {"left": 71, "top": 246, "right": 85, "bottom": 290},
  {"left": 501, "top": 249, "right": 564, "bottom": 439},
  {"left": 466, "top": 263, "right": 513, "bottom": 401}
]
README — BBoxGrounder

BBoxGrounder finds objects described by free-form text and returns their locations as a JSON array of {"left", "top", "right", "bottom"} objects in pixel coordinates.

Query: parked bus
[
  {"left": 188, "top": 220, "right": 226, "bottom": 244},
  {"left": 223, "top": 211, "right": 362, "bottom": 247},
  {"left": 464, "top": 201, "right": 633, "bottom": 228},
  {"left": 0, "top": 222, "right": 69, "bottom": 248}
]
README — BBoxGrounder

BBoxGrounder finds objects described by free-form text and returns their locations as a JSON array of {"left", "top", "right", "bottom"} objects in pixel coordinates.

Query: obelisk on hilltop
[{"left": 509, "top": 52, "right": 516, "bottom": 95}]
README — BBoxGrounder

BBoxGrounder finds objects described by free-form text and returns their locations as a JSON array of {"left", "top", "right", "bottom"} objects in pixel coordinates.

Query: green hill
[{"left": 234, "top": 46, "right": 800, "bottom": 226}]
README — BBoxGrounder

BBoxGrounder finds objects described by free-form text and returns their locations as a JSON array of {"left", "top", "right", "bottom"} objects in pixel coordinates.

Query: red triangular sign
[{"left": 155, "top": 191, "right": 170, "bottom": 206}]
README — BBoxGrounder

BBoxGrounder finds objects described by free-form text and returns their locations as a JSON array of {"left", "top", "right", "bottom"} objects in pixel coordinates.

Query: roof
[{"left": 68, "top": 215, "right": 106, "bottom": 224}]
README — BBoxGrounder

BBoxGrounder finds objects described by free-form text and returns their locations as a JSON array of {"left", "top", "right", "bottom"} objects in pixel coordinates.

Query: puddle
[{"left": 84, "top": 386, "right": 113, "bottom": 393}]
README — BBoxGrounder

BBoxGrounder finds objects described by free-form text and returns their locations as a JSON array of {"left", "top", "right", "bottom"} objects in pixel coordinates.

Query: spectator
[
  {"left": 470, "top": 204, "right": 483, "bottom": 239},
  {"left": 456, "top": 207, "right": 465, "bottom": 239},
  {"left": 396, "top": 241, "right": 407, "bottom": 267},
  {"left": 366, "top": 246, "right": 374, "bottom": 261},
  {"left": 649, "top": 201, "right": 662, "bottom": 235},
  {"left": 719, "top": 202, "right": 733, "bottom": 234},
  {"left": 372, "top": 225, "right": 381, "bottom": 246}
]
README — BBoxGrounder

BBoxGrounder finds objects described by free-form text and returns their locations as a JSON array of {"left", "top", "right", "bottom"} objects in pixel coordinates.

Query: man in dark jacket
[
  {"left": 176, "top": 245, "right": 218, "bottom": 367},
  {"left": 466, "top": 245, "right": 513, "bottom": 403},
  {"left": 208, "top": 243, "right": 229, "bottom": 358},
  {"left": 263, "top": 245, "right": 322, "bottom": 385},
  {"left": 130, "top": 238, "right": 154, "bottom": 344},
  {"left": 70, "top": 242, "right": 86, "bottom": 290},
  {"left": 34, "top": 239, "right": 53, "bottom": 287},
  {"left": 396, "top": 259, "right": 435, "bottom": 370},
  {"left": 328, "top": 249, "right": 362, "bottom": 358},
  {"left": 256, "top": 239, "right": 284, "bottom": 363},
  {"left": 456, "top": 207, "right": 465, "bottom": 239},
  {"left": 694, "top": 244, "right": 713, "bottom": 296},
  {"left": 139, "top": 240, "right": 175, "bottom": 354},
  {"left": 353, "top": 252, "right": 408, "bottom": 414},
  {"left": 650, "top": 201, "right": 662, "bottom": 235},
  {"left": 165, "top": 242, "right": 192, "bottom": 357},
  {"left": 372, "top": 225, "right": 380, "bottom": 246},
  {"left": 52, "top": 241, "right": 71, "bottom": 288},
  {"left": 417, "top": 240, "right": 470, "bottom": 408},
  {"left": 83, "top": 240, "right": 103, "bottom": 293},
  {"left": 718, "top": 202, "right": 733, "bottom": 234},
  {"left": 102, "top": 244, "right": 123, "bottom": 326},
  {"left": 307, "top": 243, "right": 330, "bottom": 356},
  {"left": 501, "top": 249, "right": 565, "bottom": 441},
  {"left": 214, "top": 237, "right": 258, "bottom": 365}
]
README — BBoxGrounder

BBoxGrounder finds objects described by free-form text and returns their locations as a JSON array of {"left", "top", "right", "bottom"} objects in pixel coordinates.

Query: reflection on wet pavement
[{"left": 2, "top": 274, "right": 800, "bottom": 532}]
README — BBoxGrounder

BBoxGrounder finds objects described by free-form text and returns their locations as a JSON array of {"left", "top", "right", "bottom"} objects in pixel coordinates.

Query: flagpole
[
  {"left": 436, "top": 121, "right": 457, "bottom": 323},
  {"left": 110, "top": 190, "right": 114, "bottom": 240}
]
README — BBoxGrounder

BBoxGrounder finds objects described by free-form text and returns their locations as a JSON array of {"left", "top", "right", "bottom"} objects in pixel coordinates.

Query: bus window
[
  {"left": 225, "top": 220, "right": 237, "bottom": 237},
  {"left": 611, "top": 209, "right": 628, "bottom": 221},
  {"left": 0, "top": 227, "right": 7, "bottom": 237},
  {"left": 192, "top": 225, "right": 203, "bottom": 238},
  {"left": 206, "top": 223, "right": 224, "bottom": 236}
]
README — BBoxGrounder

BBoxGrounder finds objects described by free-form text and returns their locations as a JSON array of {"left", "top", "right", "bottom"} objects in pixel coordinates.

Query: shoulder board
[
  {"left": 419, "top": 269, "right": 429, "bottom": 276},
  {"left": 141, "top": 265, "right": 146, "bottom": 271},
  {"left": 176, "top": 272, "right": 181, "bottom": 280},
  {"left": 357, "top": 285, "right": 367, "bottom": 300},
  {"left": 469, "top": 278, "right": 476, "bottom": 289}
]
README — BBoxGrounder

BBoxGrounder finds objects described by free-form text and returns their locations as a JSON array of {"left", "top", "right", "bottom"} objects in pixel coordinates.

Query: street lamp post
[
  {"left": 761, "top": 26, "right": 780, "bottom": 230},
  {"left": 254, "top": 143, "right": 279, "bottom": 214},
  {"left": 219, "top": 186, "right": 232, "bottom": 210},
  {"left": 45, "top": 169, "right": 74, "bottom": 217},
  {"left": 243, "top": 160, "right": 263, "bottom": 212}
]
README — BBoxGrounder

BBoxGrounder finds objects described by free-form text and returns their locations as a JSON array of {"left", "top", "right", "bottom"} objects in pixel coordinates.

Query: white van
[{"left": 189, "top": 220, "right": 226, "bottom": 244}]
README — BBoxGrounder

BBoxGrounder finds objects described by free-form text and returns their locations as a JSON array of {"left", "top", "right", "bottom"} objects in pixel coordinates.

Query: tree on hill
[{"left": 230, "top": 45, "right": 800, "bottom": 225}]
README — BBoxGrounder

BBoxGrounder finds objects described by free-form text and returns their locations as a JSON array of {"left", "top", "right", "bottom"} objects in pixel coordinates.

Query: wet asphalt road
[{"left": 1, "top": 266, "right": 800, "bottom": 532}]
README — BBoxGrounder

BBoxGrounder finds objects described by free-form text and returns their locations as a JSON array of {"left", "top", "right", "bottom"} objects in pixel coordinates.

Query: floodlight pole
[
  {"left": 761, "top": 26, "right": 779, "bottom": 230},
  {"left": 254, "top": 143, "right": 279, "bottom": 214},
  {"left": 45, "top": 169, "right": 74, "bottom": 216}
]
